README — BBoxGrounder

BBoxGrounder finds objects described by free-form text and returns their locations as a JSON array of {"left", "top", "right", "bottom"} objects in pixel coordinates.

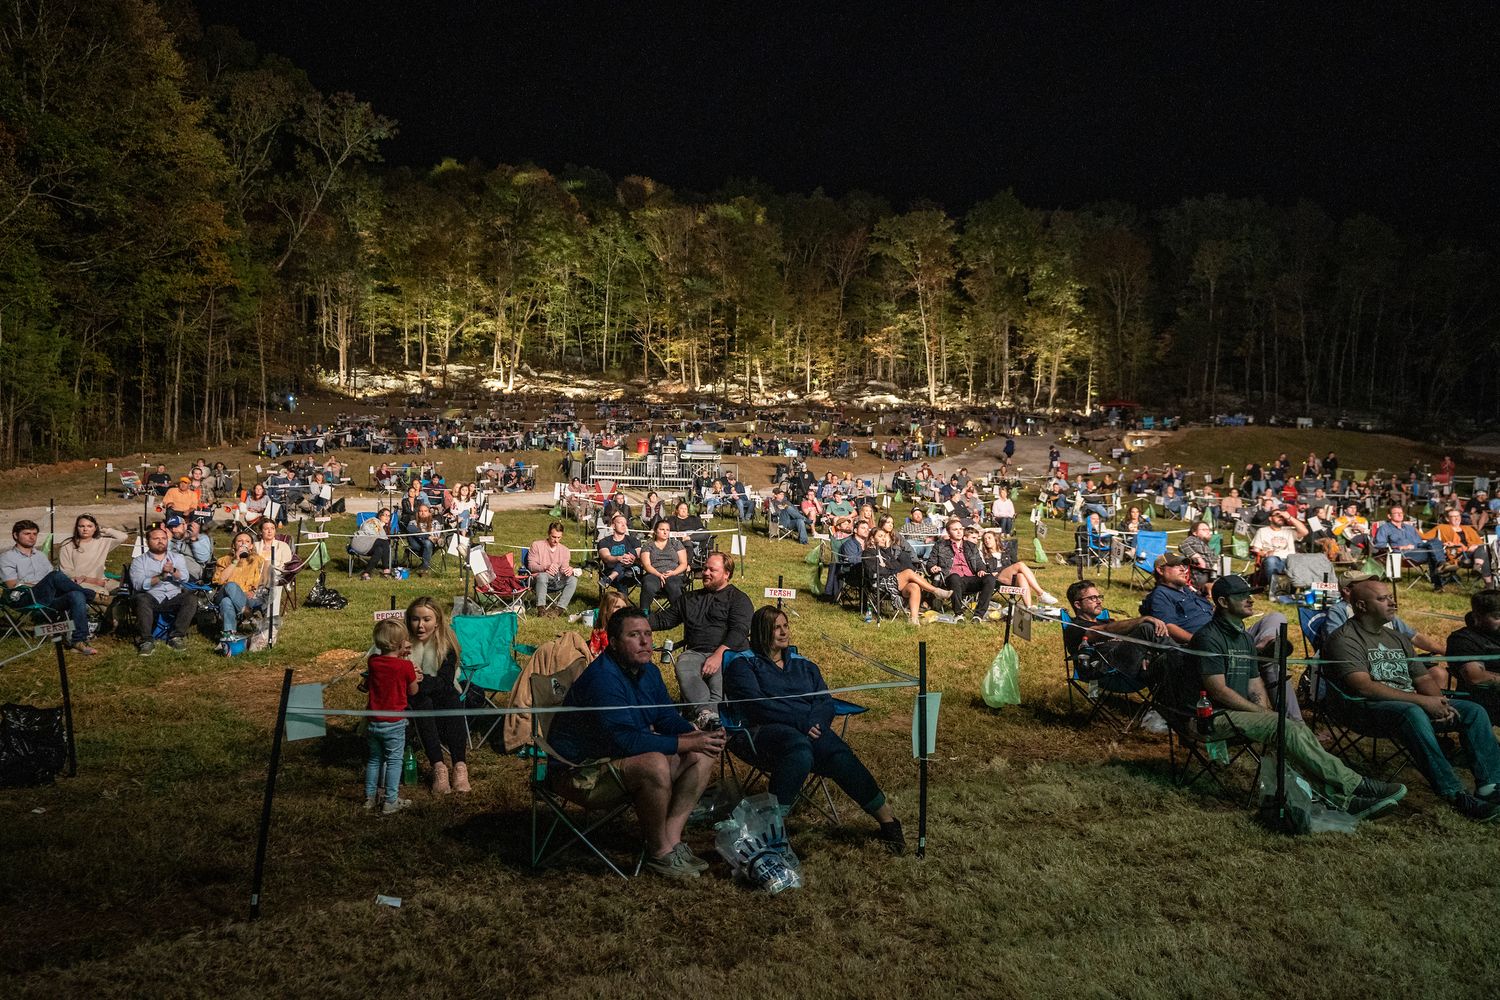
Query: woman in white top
[
  {"left": 57, "top": 514, "right": 130, "bottom": 603},
  {"left": 990, "top": 486, "right": 1016, "bottom": 534}
]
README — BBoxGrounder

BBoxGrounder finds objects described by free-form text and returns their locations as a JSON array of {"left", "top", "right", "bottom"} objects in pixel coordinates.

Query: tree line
[{"left": 3, "top": 0, "right": 1496, "bottom": 464}]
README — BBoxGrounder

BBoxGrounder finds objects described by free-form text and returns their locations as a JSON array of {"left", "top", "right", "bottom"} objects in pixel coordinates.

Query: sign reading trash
[
  {"left": 304, "top": 531, "right": 329, "bottom": 540},
  {"left": 33, "top": 622, "right": 72, "bottom": 638},
  {"left": 763, "top": 587, "right": 797, "bottom": 600}
]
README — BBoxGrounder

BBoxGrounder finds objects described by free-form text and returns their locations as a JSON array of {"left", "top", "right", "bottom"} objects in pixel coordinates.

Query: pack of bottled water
[{"left": 713, "top": 792, "right": 804, "bottom": 894}]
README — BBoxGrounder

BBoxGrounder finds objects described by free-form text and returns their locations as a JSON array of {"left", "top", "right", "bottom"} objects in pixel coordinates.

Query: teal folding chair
[{"left": 454, "top": 612, "right": 535, "bottom": 748}]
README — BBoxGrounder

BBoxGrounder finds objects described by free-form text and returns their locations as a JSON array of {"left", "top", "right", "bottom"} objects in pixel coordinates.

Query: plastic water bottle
[
  {"left": 1195, "top": 690, "right": 1214, "bottom": 738},
  {"left": 401, "top": 746, "right": 417, "bottom": 786}
]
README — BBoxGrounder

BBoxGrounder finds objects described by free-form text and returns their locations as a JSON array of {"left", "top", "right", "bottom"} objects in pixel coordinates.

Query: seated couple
[{"left": 547, "top": 606, "right": 902, "bottom": 879}]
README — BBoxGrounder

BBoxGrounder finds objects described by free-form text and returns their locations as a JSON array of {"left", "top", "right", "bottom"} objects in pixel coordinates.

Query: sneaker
[
  {"left": 672, "top": 841, "right": 710, "bottom": 873},
  {"left": 1449, "top": 791, "right": 1500, "bottom": 823},
  {"left": 1348, "top": 780, "right": 1406, "bottom": 819},
  {"left": 1140, "top": 709, "right": 1170, "bottom": 735},
  {"left": 363, "top": 795, "right": 377, "bottom": 811},
  {"left": 971, "top": 614, "right": 984, "bottom": 624},
  {"left": 694, "top": 708, "right": 718, "bottom": 730},
  {"left": 137, "top": 640, "right": 155, "bottom": 657},
  {"left": 381, "top": 797, "right": 413, "bottom": 815},
  {"left": 645, "top": 847, "right": 701, "bottom": 879},
  {"left": 876, "top": 819, "right": 906, "bottom": 856},
  {"left": 165, "top": 636, "right": 186, "bottom": 651},
  {"left": 932, "top": 587, "right": 954, "bottom": 601},
  {"left": 1039, "top": 591, "right": 1059, "bottom": 606}
]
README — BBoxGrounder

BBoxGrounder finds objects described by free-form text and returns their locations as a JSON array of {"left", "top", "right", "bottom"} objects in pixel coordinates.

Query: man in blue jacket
[{"left": 547, "top": 608, "right": 725, "bottom": 879}]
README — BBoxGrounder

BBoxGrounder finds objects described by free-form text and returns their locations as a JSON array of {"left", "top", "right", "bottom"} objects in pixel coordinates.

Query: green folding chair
[{"left": 454, "top": 612, "right": 535, "bottom": 748}]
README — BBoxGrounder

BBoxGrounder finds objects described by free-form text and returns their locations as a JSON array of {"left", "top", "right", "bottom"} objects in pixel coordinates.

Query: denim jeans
[
  {"left": 733, "top": 723, "right": 885, "bottom": 814},
  {"left": 406, "top": 524, "right": 434, "bottom": 569},
  {"left": 216, "top": 581, "right": 260, "bottom": 633},
  {"left": 531, "top": 570, "right": 578, "bottom": 610},
  {"left": 364, "top": 720, "right": 406, "bottom": 800},
  {"left": 1352, "top": 698, "right": 1500, "bottom": 798},
  {"left": 1262, "top": 555, "right": 1287, "bottom": 594},
  {"left": 777, "top": 507, "right": 809, "bottom": 543},
  {"left": 31, "top": 570, "right": 91, "bottom": 644}
]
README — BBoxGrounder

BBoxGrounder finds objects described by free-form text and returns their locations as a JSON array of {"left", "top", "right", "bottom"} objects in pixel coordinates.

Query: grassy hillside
[{"left": 1131, "top": 425, "right": 1472, "bottom": 480}]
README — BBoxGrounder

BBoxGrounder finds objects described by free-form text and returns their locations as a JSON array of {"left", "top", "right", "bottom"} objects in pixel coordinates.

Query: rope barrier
[{"left": 300, "top": 679, "right": 918, "bottom": 720}]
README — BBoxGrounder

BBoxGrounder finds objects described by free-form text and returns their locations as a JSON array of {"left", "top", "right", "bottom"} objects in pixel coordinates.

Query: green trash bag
[
  {"left": 548, "top": 503, "right": 563, "bottom": 518},
  {"left": 981, "top": 644, "right": 1022, "bottom": 708},
  {"left": 804, "top": 544, "right": 824, "bottom": 565}
]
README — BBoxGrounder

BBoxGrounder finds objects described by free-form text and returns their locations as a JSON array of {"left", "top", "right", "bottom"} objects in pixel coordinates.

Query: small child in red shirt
[{"left": 365, "top": 619, "right": 420, "bottom": 814}]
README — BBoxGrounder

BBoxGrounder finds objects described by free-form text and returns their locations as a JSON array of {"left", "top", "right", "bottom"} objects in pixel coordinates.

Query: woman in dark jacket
[
  {"left": 722, "top": 606, "right": 905, "bottom": 853},
  {"left": 862, "top": 525, "right": 951, "bottom": 625}
]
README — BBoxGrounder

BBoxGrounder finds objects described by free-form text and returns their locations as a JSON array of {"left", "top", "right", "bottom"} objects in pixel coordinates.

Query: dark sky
[{"left": 194, "top": 2, "right": 1499, "bottom": 239}]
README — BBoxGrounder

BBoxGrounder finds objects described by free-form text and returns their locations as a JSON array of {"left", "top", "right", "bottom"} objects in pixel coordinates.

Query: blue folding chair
[{"left": 1130, "top": 531, "right": 1169, "bottom": 588}]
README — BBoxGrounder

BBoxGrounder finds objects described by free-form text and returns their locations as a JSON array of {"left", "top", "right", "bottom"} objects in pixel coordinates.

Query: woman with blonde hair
[{"left": 403, "top": 596, "right": 469, "bottom": 793}]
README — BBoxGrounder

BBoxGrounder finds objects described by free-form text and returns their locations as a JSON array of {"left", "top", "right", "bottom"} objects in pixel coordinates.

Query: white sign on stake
[
  {"left": 373, "top": 609, "right": 405, "bottom": 621},
  {"left": 106, "top": 462, "right": 114, "bottom": 473},
  {"left": 305, "top": 531, "right": 329, "bottom": 540},
  {"left": 33, "top": 622, "right": 71, "bottom": 638},
  {"left": 996, "top": 585, "right": 1027, "bottom": 596},
  {"left": 763, "top": 587, "right": 797, "bottom": 600},
  {"left": 315, "top": 515, "right": 332, "bottom": 523},
  {"left": 1313, "top": 581, "right": 1339, "bottom": 592},
  {"left": 477, "top": 535, "right": 495, "bottom": 544}
]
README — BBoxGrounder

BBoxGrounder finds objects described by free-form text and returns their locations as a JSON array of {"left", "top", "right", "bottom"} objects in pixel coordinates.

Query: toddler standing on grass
[{"left": 365, "top": 619, "right": 420, "bottom": 815}]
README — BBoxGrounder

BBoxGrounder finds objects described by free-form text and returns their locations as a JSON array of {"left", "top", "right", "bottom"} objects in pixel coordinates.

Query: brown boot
[
  {"left": 452, "top": 760, "right": 471, "bottom": 793},
  {"left": 432, "top": 761, "right": 451, "bottom": 795}
]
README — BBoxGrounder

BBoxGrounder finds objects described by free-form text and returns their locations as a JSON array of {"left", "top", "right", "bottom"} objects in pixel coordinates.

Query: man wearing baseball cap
[
  {"left": 1143, "top": 552, "right": 1303, "bottom": 720},
  {"left": 1182, "top": 574, "right": 1405, "bottom": 818},
  {"left": 161, "top": 476, "right": 199, "bottom": 519}
]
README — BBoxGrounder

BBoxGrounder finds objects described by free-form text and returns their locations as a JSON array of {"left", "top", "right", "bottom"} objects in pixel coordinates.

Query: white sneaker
[
  {"left": 381, "top": 797, "right": 413, "bottom": 815},
  {"left": 1039, "top": 591, "right": 1059, "bottom": 605},
  {"left": 1141, "top": 710, "right": 1170, "bottom": 735}
]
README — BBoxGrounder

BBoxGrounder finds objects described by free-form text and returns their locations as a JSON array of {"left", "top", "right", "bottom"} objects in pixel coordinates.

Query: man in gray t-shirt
[{"left": 1322, "top": 578, "right": 1500, "bottom": 821}]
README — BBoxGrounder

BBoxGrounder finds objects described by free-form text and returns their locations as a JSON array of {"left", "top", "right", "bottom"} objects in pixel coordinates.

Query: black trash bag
[
  {"left": 0, "top": 703, "right": 67, "bottom": 787},
  {"left": 303, "top": 572, "right": 349, "bottom": 610}
]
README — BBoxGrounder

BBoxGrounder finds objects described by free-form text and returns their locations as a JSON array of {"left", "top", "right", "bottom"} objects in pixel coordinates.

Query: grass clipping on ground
[{"left": 3, "top": 503, "right": 1499, "bottom": 999}]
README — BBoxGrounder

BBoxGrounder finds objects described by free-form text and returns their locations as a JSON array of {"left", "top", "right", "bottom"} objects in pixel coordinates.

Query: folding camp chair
[
  {"left": 1145, "top": 651, "right": 1263, "bottom": 799},
  {"left": 718, "top": 650, "right": 870, "bottom": 823},
  {"left": 0, "top": 586, "right": 66, "bottom": 666},
  {"left": 1059, "top": 610, "right": 1154, "bottom": 732},
  {"left": 473, "top": 551, "right": 531, "bottom": 616},
  {"left": 279, "top": 540, "right": 328, "bottom": 611},
  {"left": 454, "top": 612, "right": 534, "bottom": 749},
  {"left": 346, "top": 511, "right": 400, "bottom": 577},
  {"left": 1312, "top": 675, "right": 1468, "bottom": 782},
  {"left": 528, "top": 671, "right": 644, "bottom": 878},
  {"left": 1129, "top": 531, "right": 1168, "bottom": 589}
]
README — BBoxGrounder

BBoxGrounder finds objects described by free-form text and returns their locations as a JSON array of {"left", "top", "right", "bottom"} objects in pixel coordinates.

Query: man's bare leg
[
  {"left": 616, "top": 753, "right": 674, "bottom": 857},
  {"left": 663, "top": 751, "right": 716, "bottom": 848}
]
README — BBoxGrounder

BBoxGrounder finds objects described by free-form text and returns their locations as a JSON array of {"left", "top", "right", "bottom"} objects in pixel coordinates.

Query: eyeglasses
[{"left": 1077, "top": 594, "right": 1104, "bottom": 603}]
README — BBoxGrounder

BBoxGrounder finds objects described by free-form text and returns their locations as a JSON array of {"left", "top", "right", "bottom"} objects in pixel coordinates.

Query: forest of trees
[{"left": 3, "top": 0, "right": 1498, "bottom": 464}]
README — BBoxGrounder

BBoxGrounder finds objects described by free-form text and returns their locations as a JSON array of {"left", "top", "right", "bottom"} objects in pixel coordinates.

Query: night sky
[{"left": 194, "top": 2, "right": 1499, "bottom": 239}]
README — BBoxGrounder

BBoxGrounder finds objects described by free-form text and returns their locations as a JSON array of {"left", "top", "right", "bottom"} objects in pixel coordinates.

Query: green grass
[{"left": 3, "top": 502, "right": 1499, "bottom": 998}]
